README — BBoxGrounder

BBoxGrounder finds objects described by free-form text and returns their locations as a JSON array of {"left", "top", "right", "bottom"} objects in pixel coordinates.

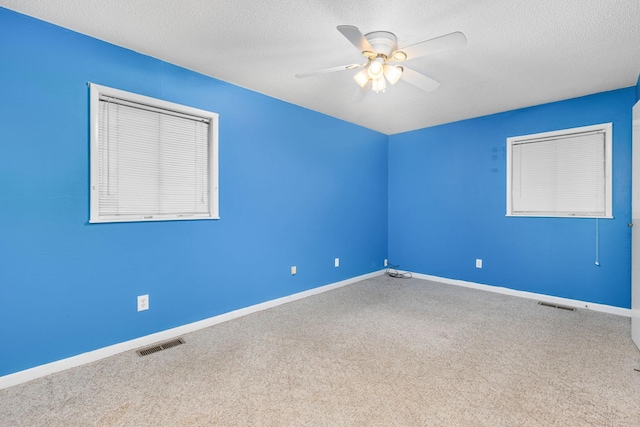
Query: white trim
[
  {"left": 5, "top": 269, "right": 625, "bottom": 390},
  {"left": 411, "top": 272, "right": 631, "bottom": 317},
  {"left": 0, "top": 270, "right": 384, "bottom": 390}
]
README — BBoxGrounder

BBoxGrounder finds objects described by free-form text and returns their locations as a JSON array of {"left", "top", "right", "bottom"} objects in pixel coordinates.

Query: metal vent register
[
  {"left": 137, "top": 338, "right": 185, "bottom": 356},
  {"left": 538, "top": 301, "right": 576, "bottom": 311}
]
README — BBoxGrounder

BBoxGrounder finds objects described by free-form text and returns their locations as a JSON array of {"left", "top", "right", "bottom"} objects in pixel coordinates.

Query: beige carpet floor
[{"left": 1, "top": 275, "right": 640, "bottom": 426}]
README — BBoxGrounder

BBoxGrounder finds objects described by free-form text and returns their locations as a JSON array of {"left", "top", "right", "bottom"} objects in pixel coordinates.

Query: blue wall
[
  {"left": 0, "top": 8, "right": 388, "bottom": 376},
  {"left": 389, "top": 89, "right": 635, "bottom": 308},
  {"left": 1, "top": 6, "right": 636, "bottom": 379}
]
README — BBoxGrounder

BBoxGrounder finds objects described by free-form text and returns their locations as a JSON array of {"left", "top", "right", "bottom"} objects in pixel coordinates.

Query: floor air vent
[
  {"left": 137, "top": 338, "right": 185, "bottom": 356},
  {"left": 538, "top": 301, "right": 576, "bottom": 311}
]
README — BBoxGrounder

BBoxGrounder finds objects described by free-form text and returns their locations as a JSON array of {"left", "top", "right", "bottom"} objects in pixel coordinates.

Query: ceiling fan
[{"left": 295, "top": 25, "right": 467, "bottom": 94}]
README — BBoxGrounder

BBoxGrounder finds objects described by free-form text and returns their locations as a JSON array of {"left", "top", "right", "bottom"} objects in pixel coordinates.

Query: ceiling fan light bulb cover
[
  {"left": 384, "top": 64, "right": 403, "bottom": 84},
  {"left": 367, "top": 59, "right": 384, "bottom": 79},
  {"left": 353, "top": 69, "right": 370, "bottom": 88}
]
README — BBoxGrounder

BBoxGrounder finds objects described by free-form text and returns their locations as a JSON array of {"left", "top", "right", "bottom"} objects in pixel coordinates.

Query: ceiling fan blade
[
  {"left": 396, "top": 31, "right": 467, "bottom": 61},
  {"left": 295, "top": 63, "right": 364, "bottom": 79},
  {"left": 337, "top": 25, "right": 375, "bottom": 54},
  {"left": 400, "top": 66, "right": 440, "bottom": 92}
]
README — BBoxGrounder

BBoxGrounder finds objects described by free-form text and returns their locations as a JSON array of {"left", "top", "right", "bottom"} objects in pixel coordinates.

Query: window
[
  {"left": 506, "top": 123, "right": 612, "bottom": 218},
  {"left": 89, "top": 83, "right": 219, "bottom": 223}
]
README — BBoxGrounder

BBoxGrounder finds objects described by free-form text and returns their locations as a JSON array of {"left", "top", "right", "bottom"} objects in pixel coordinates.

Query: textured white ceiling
[{"left": 2, "top": 0, "right": 639, "bottom": 135}]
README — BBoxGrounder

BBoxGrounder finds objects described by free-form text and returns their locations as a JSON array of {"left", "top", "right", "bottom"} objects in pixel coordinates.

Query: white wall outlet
[
  {"left": 335, "top": 258, "right": 340, "bottom": 267},
  {"left": 476, "top": 259, "right": 483, "bottom": 268},
  {"left": 291, "top": 266, "right": 297, "bottom": 275},
  {"left": 384, "top": 259, "right": 388, "bottom": 267},
  {"left": 137, "top": 294, "right": 149, "bottom": 311}
]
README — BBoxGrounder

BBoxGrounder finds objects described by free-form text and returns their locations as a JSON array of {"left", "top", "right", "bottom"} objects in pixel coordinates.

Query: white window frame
[
  {"left": 89, "top": 83, "right": 219, "bottom": 223},
  {"left": 506, "top": 123, "right": 612, "bottom": 218}
]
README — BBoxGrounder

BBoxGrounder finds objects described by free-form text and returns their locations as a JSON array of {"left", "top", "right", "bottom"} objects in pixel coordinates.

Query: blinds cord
[{"left": 595, "top": 218, "right": 600, "bottom": 266}]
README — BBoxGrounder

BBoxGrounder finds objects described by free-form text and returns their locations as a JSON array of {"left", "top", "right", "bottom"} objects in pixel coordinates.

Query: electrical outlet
[
  {"left": 476, "top": 259, "right": 483, "bottom": 268},
  {"left": 384, "top": 259, "right": 388, "bottom": 267},
  {"left": 291, "top": 266, "right": 297, "bottom": 275},
  {"left": 137, "top": 294, "right": 149, "bottom": 311},
  {"left": 335, "top": 258, "right": 340, "bottom": 267}
]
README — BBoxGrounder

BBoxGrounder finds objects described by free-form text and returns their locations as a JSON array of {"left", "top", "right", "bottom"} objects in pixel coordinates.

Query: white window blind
[
  {"left": 507, "top": 123, "right": 612, "bottom": 218},
  {"left": 90, "top": 83, "right": 219, "bottom": 223}
]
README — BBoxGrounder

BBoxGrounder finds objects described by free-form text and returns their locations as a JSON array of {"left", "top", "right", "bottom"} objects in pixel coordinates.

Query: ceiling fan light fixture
[
  {"left": 353, "top": 69, "right": 370, "bottom": 88},
  {"left": 383, "top": 64, "right": 403, "bottom": 85}
]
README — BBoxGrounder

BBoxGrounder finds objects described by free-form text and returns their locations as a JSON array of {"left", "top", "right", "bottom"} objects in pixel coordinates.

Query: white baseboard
[
  {"left": 0, "top": 270, "right": 384, "bottom": 391},
  {"left": 411, "top": 272, "right": 631, "bottom": 317}
]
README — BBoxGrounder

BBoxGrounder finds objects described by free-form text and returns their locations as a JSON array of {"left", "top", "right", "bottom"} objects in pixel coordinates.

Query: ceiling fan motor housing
[{"left": 364, "top": 31, "right": 398, "bottom": 57}]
